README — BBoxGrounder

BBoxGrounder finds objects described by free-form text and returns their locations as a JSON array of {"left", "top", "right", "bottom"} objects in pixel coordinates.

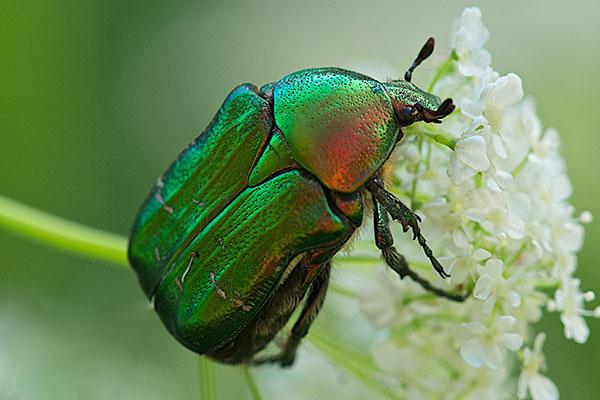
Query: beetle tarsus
[{"left": 372, "top": 195, "right": 467, "bottom": 301}]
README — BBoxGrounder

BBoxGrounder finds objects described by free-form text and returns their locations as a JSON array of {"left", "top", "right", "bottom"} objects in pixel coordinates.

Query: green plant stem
[
  {"left": 427, "top": 50, "right": 458, "bottom": 92},
  {"left": 0, "top": 194, "right": 128, "bottom": 267},
  {"left": 242, "top": 367, "right": 263, "bottom": 400},
  {"left": 199, "top": 357, "right": 216, "bottom": 400}
]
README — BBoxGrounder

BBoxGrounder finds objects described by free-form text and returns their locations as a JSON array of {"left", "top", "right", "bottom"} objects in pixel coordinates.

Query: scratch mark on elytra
[
  {"left": 154, "top": 247, "right": 161, "bottom": 263},
  {"left": 155, "top": 192, "right": 174, "bottom": 214},
  {"left": 210, "top": 271, "right": 227, "bottom": 300},
  {"left": 192, "top": 198, "right": 205, "bottom": 208},
  {"left": 231, "top": 289, "right": 252, "bottom": 312},
  {"left": 155, "top": 174, "right": 174, "bottom": 214},
  {"left": 232, "top": 298, "right": 252, "bottom": 312},
  {"left": 181, "top": 251, "right": 197, "bottom": 284}
]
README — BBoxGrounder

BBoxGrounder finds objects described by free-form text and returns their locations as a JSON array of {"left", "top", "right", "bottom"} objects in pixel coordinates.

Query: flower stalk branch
[{"left": 0, "top": 194, "right": 128, "bottom": 267}]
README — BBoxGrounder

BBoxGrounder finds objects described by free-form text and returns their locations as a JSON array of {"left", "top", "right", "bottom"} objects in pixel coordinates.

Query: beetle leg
[
  {"left": 367, "top": 178, "right": 463, "bottom": 283},
  {"left": 253, "top": 262, "right": 331, "bottom": 367},
  {"left": 372, "top": 195, "right": 468, "bottom": 302}
]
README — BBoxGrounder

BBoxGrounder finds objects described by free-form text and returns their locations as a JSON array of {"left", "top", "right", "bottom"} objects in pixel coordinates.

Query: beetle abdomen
[
  {"left": 128, "top": 84, "right": 272, "bottom": 297},
  {"left": 274, "top": 68, "right": 399, "bottom": 193},
  {"left": 153, "top": 170, "right": 356, "bottom": 354}
]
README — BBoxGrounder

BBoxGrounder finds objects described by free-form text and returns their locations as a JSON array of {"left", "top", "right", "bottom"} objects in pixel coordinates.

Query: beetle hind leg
[
  {"left": 253, "top": 262, "right": 331, "bottom": 367},
  {"left": 370, "top": 186, "right": 468, "bottom": 302}
]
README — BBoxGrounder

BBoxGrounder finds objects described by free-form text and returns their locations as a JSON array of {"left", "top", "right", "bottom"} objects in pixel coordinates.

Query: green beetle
[{"left": 129, "top": 38, "right": 465, "bottom": 367}]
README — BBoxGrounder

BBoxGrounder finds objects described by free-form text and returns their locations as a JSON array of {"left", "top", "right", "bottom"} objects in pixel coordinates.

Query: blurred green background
[{"left": 1, "top": 1, "right": 598, "bottom": 399}]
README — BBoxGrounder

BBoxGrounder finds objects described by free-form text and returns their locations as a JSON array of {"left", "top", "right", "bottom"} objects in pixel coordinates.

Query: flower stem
[
  {"left": 0, "top": 194, "right": 128, "bottom": 267},
  {"left": 199, "top": 357, "right": 216, "bottom": 400},
  {"left": 242, "top": 367, "right": 264, "bottom": 400},
  {"left": 427, "top": 50, "right": 458, "bottom": 92}
]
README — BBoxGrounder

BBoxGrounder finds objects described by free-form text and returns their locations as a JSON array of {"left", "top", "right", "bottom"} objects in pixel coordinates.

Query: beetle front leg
[
  {"left": 372, "top": 196, "right": 467, "bottom": 302},
  {"left": 253, "top": 262, "right": 331, "bottom": 367},
  {"left": 367, "top": 177, "right": 450, "bottom": 279}
]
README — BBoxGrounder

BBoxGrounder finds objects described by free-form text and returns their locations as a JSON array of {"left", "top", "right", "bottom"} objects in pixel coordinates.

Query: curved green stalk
[
  {"left": 199, "top": 357, "right": 216, "bottom": 400},
  {"left": 242, "top": 367, "right": 263, "bottom": 400},
  {"left": 0, "top": 194, "right": 128, "bottom": 267},
  {"left": 427, "top": 50, "right": 458, "bottom": 92}
]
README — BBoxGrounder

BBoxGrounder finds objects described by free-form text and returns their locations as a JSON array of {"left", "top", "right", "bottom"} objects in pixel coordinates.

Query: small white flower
[
  {"left": 447, "top": 246, "right": 490, "bottom": 284},
  {"left": 448, "top": 135, "right": 490, "bottom": 184},
  {"left": 517, "top": 333, "right": 559, "bottom": 400},
  {"left": 548, "top": 278, "right": 597, "bottom": 343},
  {"left": 465, "top": 188, "right": 526, "bottom": 240},
  {"left": 474, "top": 259, "right": 521, "bottom": 314},
  {"left": 460, "top": 315, "right": 523, "bottom": 369},
  {"left": 452, "top": 7, "right": 491, "bottom": 77}
]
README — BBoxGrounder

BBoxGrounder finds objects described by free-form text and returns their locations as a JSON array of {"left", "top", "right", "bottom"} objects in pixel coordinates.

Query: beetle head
[
  {"left": 382, "top": 37, "right": 455, "bottom": 126},
  {"left": 384, "top": 37, "right": 454, "bottom": 126},
  {"left": 384, "top": 80, "right": 455, "bottom": 126}
]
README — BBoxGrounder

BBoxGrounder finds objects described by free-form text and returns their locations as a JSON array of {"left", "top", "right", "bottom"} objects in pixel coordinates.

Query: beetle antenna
[{"left": 404, "top": 37, "right": 435, "bottom": 82}]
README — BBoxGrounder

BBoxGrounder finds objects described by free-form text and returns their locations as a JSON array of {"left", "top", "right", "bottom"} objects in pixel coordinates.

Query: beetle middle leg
[
  {"left": 253, "top": 262, "right": 331, "bottom": 367},
  {"left": 368, "top": 179, "right": 468, "bottom": 301}
]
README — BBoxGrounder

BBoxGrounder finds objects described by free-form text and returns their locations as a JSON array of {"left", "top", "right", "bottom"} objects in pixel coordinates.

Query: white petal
[
  {"left": 474, "top": 275, "right": 494, "bottom": 299},
  {"left": 455, "top": 7, "right": 489, "bottom": 50},
  {"left": 491, "top": 133, "right": 507, "bottom": 159},
  {"left": 484, "top": 344, "right": 503, "bottom": 369},
  {"left": 488, "top": 73, "right": 524, "bottom": 109},
  {"left": 461, "top": 99, "right": 483, "bottom": 118},
  {"left": 485, "top": 175, "right": 502, "bottom": 192},
  {"left": 473, "top": 248, "right": 491, "bottom": 261},
  {"left": 482, "top": 296, "right": 497, "bottom": 314},
  {"left": 529, "top": 374, "right": 559, "bottom": 400},
  {"left": 467, "top": 321, "right": 487, "bottom": 335},
  {"left": 468, "top": 116, "right": 489, "bottom": 132},
  {"left": 507, "top": 215, "right": 526, "bottom": 240},
  {"left": 562, "top": 314, "right": 590, "bottom": 343},
  {"left": 501, "top": 333, "right": 523, "bottom": 351},
  {"left": 517, "top": 371, "right": 529, "bottom": 399},
  {"left": 452, "top": 229, "right": 470, "bottom": 249},
  {"left": 494, "top": 169, "right": 513, "bottom": 189},
  {"left": 471, "top": 48, "right": 492, "bottom": 71},
  {"left": 486, "top": 258, "right": 504, "bottom": 277},
  {"left": 533, "top": 332, "right": 547, "bottom": 354},
  {"left": 461, "top": 339, "right": 485, "bottom": 368},
  {"left": 456, "top": 135, "right": 490, "bottom": 171},
  {"left": 507, "top": 290, "right": 522, "bottom": 308},
  {"left": 495, "top": 315, "right": 517, "bottom": 331},
  {"left": 541, "top": 127, "right": 560, "bottom": 152},
  {"left": 447, "top": 154, "right": 464, "bottom": 185}
]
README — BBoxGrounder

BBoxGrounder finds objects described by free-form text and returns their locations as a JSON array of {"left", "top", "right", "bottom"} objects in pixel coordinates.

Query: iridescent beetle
[{"left": 129, "top": 38, "right": 466, "bottom": 367}]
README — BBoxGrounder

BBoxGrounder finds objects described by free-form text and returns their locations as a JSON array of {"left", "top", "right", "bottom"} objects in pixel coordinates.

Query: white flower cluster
[{"left": 357, "top": 7, "right": 596, "bottom": 400}]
